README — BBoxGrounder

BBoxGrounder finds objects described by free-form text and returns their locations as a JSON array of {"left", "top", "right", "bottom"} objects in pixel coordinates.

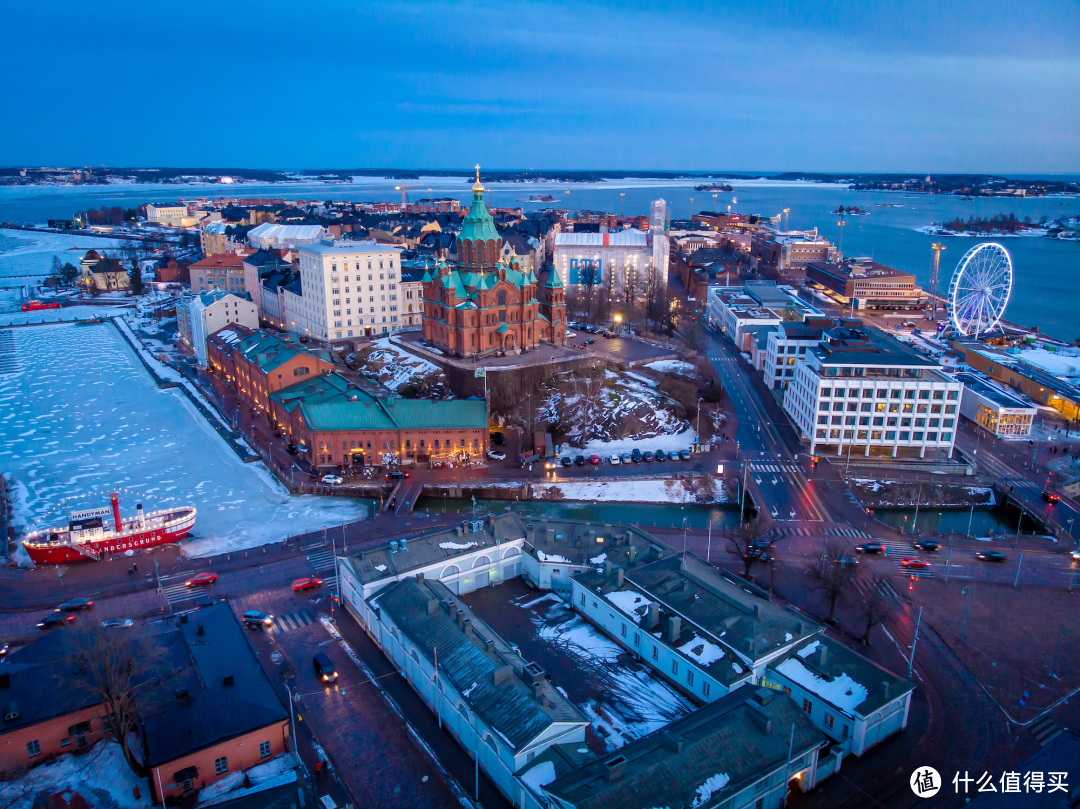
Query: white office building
[
  {"left": 765, "top": 323, "right": 829, "bottom": 390},
  {"left": 783, "top": 325, "right": 964, "bottom": 459},
  {"left": 176, "top": 289, "right": 259, "bottom": 366},
  {"left": 284, "top": 239, "right": 404, "bottom": 341}
]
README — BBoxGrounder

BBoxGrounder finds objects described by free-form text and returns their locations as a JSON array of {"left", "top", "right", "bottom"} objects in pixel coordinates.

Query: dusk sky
[{"left": 3, "top": 0, "right": 1077, "bottom": 173}]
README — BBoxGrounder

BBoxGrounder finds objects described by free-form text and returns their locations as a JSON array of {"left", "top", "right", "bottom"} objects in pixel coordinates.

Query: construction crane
[
  {"left": 930, "top": 243, "right": 946, "bottom": 320},
  {"left": 393, "top": 183, "right": 424, "bottom": 206}
]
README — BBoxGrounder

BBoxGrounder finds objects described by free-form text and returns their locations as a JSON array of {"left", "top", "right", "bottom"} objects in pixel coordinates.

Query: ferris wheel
[{"left": 946, "top": 243, "right": 1013, "bottom": 337}]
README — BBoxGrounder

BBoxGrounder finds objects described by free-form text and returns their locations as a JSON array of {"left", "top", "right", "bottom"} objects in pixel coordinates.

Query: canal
[
  {"left": 413, "top": 496, "right": 747, "bottom": 530},
  {"left": 872, "top": 503, "right": 1046, "bottom": 537}
]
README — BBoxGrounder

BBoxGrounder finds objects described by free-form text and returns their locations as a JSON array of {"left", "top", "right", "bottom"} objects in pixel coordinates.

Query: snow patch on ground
[
  {"left": 644, "top": 360, "right": 697, "bottom": 376},
  {"left": 0, "top": 740, "right": 151, "bottom": 809},
  {"left": 360, "top": 337, "right": 442, "bottom": 391},
  {"left": 580, "top": 427, "right": 697, "bottom": 456},
  {"left": 533, "top": 476, "right": 726, "bottom": 504}
]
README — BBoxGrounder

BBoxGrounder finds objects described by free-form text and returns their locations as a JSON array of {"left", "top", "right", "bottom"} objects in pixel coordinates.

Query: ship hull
[{"left": 22, "top": 508, "right": 196, "bottom": 564}]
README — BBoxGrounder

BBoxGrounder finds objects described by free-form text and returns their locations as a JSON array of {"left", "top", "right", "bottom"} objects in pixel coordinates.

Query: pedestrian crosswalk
[
  {"left": 160, "top": 577, "right": 207, "bottom": 605},
  {"left": 751, "top": 462, "right": 803, "bottom": 475},
  {"left": 306, "top": 549, "right": 338, "bottom": 591},
  {"left": 272, "top": 609, "right": 315, "bottom": 634},
  {"left": 774, "top": 527, "right": 815, "bottom": 539},
  {"left": 878, "top": 539, "right": 913, "bottom": 555},
  {"left": 825, "top": 526, "right": 871, "bottom": 539},
  {"left": 851, "top": 574, "right": 901, "bottom": 602}
]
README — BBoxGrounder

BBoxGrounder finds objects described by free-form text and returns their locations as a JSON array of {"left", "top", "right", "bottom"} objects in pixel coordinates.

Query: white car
[
  {"left": 321, "top": 474, "right": 344, "bottom": 484},
  {"left": 567, "top": 331, "right": 576, "bottom": 338},
  {"left": 487, "top": 450, "right": 506, "bottom": 461},
  {"left": 609, "top": 455, "right": 620, "bottom": 465}
]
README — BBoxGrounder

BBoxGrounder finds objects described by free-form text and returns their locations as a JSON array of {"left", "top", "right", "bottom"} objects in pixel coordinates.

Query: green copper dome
[{"left": 458, "top": 175, "right": 500, "bottom": 244}]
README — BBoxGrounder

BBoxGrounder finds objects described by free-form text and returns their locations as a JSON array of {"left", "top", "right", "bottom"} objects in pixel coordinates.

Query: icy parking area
[{"left": 0, "top": 323, "right": 367, "bottom": 557}]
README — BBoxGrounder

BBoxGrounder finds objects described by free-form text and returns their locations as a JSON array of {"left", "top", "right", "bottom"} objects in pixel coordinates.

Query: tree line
[{"left": 940, "top": 213, "right": 1038, "bottom": 233}]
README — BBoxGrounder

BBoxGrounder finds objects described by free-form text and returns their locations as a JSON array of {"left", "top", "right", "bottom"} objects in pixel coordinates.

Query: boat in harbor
[
  {"left": 22, "top": 492, "right": 197, "bottom": 564},
  {"left": 20, "top": 299, "right": 61, "bottom": 312}
]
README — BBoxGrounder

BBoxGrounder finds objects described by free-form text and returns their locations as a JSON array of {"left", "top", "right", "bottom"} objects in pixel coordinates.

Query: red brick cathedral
[{"left": 422, "top": 167, "right": 566, "bottom": 357}]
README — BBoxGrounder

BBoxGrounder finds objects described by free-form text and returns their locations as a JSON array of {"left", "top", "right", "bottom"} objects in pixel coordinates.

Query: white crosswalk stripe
[
  {"left": 751, "top": 462, "right": 803, "bottom": 474},
  {"left": 825, "top": 526, "right": 871, "bottom": 539},
  {"left": 878, "top": 540, "right": 912, "bottom": 555},
  {"left": 272, "top": 609, "right": 314, "bottom": 633},
  {"left": 306, "top": 549, "right": 336, "bottom": 572},
  {"left": 162, "top": 583, "right": 204, "bottom": 604}
]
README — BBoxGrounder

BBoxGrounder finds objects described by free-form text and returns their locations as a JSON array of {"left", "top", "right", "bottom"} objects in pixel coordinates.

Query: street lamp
[{"left": 960, "top": 586, "right": 972, "bottom": 640}]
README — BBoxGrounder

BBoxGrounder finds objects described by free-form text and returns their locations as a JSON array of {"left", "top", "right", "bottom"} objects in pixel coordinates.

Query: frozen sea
[{"left": 0, "top": 322, "right": 368, "bottom": 557}]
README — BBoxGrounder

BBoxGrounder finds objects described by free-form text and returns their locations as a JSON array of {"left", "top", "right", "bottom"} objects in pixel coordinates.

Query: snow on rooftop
[
  {"left": 440, "top": 541, "right": 478, "bottom": 550},
  {"left": 692, "top": 773, "right": 731, "bottom": 808},
  {"left": 797, "top": 640, "right": 821, "bottom": 658},
  {"left": 537, "top": 550, "right": 572, "bottom": 564},
  {"left": 375, "top": 564, "right": 387, "bottom": 572},
  {"left": 520, "top": 761, "right": 558, "bottom": 795},
  {"left": 589, "top": 552, "right": 607, "bottom": 564},
  {"left": 680, "top": 634, "right": 726, "bottom": 666},
  {"left": 604, "top": 590, "right": 650, "bottom": 623},
  {"left": 1015, "top": 347, "right": 1080, "bottom": 378},
  {"left": 0, "top": 740, "right": 151, "bottom": 809},
  {"left": 774, "top": 657, "right": 869, "bottom": 714}
]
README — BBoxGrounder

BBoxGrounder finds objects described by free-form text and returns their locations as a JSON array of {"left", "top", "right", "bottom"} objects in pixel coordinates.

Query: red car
[
  {"left": 185, "top": 572, "right": 219, "bottom": 587},
  {"left": 899, "top": 558, "right": 930, "bottom": 570},
  {"left": 589, "top": 455, "right": 600, "bottom": 465},
  {"left": 292, "top": 577, "right": 323, "bottom": 592},
  {"left": 1043, "top": 491, "right": 1061, "bottom": 502}
]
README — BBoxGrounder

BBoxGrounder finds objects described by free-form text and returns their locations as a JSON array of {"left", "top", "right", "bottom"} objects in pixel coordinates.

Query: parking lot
[{"left": 566, "top": 324, "right": 677, "bottom": 364}]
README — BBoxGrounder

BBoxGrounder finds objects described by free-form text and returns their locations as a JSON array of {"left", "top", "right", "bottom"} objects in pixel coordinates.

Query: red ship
[
  {"left": 20, "top": 300, "right": 62, "bottom": 312},
  {"left": 22, "top": 493, "right": 197, "bottom": 564}
]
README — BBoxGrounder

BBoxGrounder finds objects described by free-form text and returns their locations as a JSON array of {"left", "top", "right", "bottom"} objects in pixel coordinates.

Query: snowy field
[
  {"left": 0, "top": 323, "right": 367, "bottom": 557},
  {"left": 581, "top": 426, "right": 698, "bottom": 456},
  {"left": 643, "top": 359, "right": 698, "bottom": 376},
  {"left": 533, "top": 477, "right": 726, "bottom": 504},
  {"left": 517, "top": 593, "right": 693, "bottom": 751},
  {"left": 0, "top": 304, "right": 129, "bottom": 328}
]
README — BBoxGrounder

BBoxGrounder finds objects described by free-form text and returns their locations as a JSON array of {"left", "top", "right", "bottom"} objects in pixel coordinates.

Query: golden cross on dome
[{"left": 475, "top": 163, "right": 481, "bottom": 183}]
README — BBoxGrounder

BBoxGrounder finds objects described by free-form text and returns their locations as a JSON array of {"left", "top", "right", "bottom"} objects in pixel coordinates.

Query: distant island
[
  {"left": 2, "top": 167, "right": 1078, "bottom": 196},
  {"left": 915, "top": 212, "right": 1048, "bottom": 238},
  {"left": 832, "top": 205, "right": 870, "bottom": 216}
]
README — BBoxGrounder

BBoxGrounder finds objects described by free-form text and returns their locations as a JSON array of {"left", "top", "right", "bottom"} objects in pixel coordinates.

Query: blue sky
[{"left": 3, "top": 0, "right": 1077, "bottom": 172}]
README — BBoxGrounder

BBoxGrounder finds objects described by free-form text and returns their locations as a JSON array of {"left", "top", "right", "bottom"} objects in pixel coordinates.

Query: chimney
[
  {"left": 587, "top": 530, "right": 596, "bottom": 544},
  {"left": 604, "top": 755, "right": 628, "bottom": 782},
  {"left": 628, "top": 546, "right": 638, "bottom": 565},
  {"left": 545, "top": 528, "right": 554, "bottom": 546},
  {"left": 752, "top": 604, "right": 761, "bottom": 619},
  {"left": 667, "top": 616, "right": 682, "bottom": 644},
  {"left": 603, "top": 561, "right": 613, "bottom": 579},
  {"left": 527, "top": 524, "right": 535, "bottom": 545},
  {"left": 648, "top": 603, "right": 660, "bottom": 629},
  {"left": 427, "top": 598, "right": 440, "bottom": 615},
  {"left": 462, "top": 618, "right": 475, "bottom": 637},
  {"left": 681, "top": 579, "right": 690, "bottom": 593},
  {"left": 197, "top": 624, "right": 205, "bottom": 636},
  {"left": 659, "top": 732, "right": 683, "bottom": 753},
  {"left": 532, "top": 681, "right": 544, "bottom": 698},
  {"left": 484, "top": 638, "right": 495, "bottom": 653},
  {"left": 416, "top": 572, "right": 425, "bottom": 584},
  {"left": 615, "top": 569, "right": 624, "bottom": 588},
  {"left": 817, "top": 645, "right": 829, "bottom": 669},
  {"left": 493, "top": 665, "right": 513, "bottom": 685},
  {"left": 746, "top": 701, "right": 773, "bottom": 735},
  {"left": 175, "top": 688, "right": 190, "bottom": 704},
  {"left": 794, "top": 621, "right": 803, "bottom": 635},
  {"left": 222, "top": 675, "right": 234, "bottom": 687}
]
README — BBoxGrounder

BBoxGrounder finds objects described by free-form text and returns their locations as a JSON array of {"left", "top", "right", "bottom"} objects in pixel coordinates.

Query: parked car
[
  {"left": 243, "top": 610, "right": 273, "bottom": 629},
  {"left": 490, "top": 432, "right": 507, "bottom": 445},
  {"left": 386, "top": 470, "right": 409, "bottom": 481},
  {"left": 620, "top": 453, "right": 633, "bottom": 464},
  {"left": 589, "top": 455, "right": 600, "bottom": 465},
  {"left": 913, "top": 539, "right": 940, "bottom": 552},
  {"left": 55, "top": 598, "right": 94, "bottom": 613},
  {"left": 561, "top": 456, "right": 573, "bottom": 468},
  {"left": 313, "top": 651, "right": 338, "bottom": 683},
  {"left": 977, "top": 550, "right": 1008, "bottom": 562},
  {"left": 632, "top": 448, "right": 642, "bottom": 463},
  {"left": 609, "top": 455, "right": 620, "bottom": 465},
  {"left": 321, "top": 474, "right": 344, "bottom": 485},
  {"left": 101, "top": 618, "right": 134, "bottom": 628},
  {"left": 583, "top": 338, "right": 596, "bottom": 345},
  {"left": 655, "top": 449, "right": 667, "bottom": 462},
  {"left": 643, "top": 451, "right": 654, "bottom": 462},
  {"left": 679, "top": 449, "right": 692, "bottom": 461},
  {"left": 574, "top": 455, "right": 586, "bottom": 466},
  {"left": 855, "top": 542, "right": 884, "bottom": 554},
  {"left": 292, "top": 577, "right": 323, "bottom": 591},
  {"left": 38, "top": 614, "right": 74, "bottom": 630},
  {"left": 900, "top": 557, "right": 930, "bottom": 569},
  {"left": 487, "top": 450, "right": 506, "bottom": 461},
  {"left": 185, "top": 573, "right": 218, "bottom": 587}
]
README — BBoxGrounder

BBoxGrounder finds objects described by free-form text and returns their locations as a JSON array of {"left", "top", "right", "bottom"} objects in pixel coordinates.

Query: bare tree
[
  {"left": 726, "top": 516, "right": 774, "bottom": 578},
  {"left": 856, "top": 575, "right": 893, "bottom": 644},
  {"left": 79, "top": 636, "right": 149, "bottom": 777},
  {"left": 807, "top": 537, "right": 859, "bottom": 623}
]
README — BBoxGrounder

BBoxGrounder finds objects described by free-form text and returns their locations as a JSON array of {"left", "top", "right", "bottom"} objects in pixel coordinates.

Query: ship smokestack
[
  {"left": 136, "top": 503, "right": 145, "bottom": 528},
  {"left": 110, "top": 493, "right": 122, "bottom": 533}
]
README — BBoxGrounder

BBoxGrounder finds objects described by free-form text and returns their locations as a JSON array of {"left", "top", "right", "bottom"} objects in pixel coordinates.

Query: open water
[{"left": 0, "top": 178, "right": 1078, "bottom": 337}]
